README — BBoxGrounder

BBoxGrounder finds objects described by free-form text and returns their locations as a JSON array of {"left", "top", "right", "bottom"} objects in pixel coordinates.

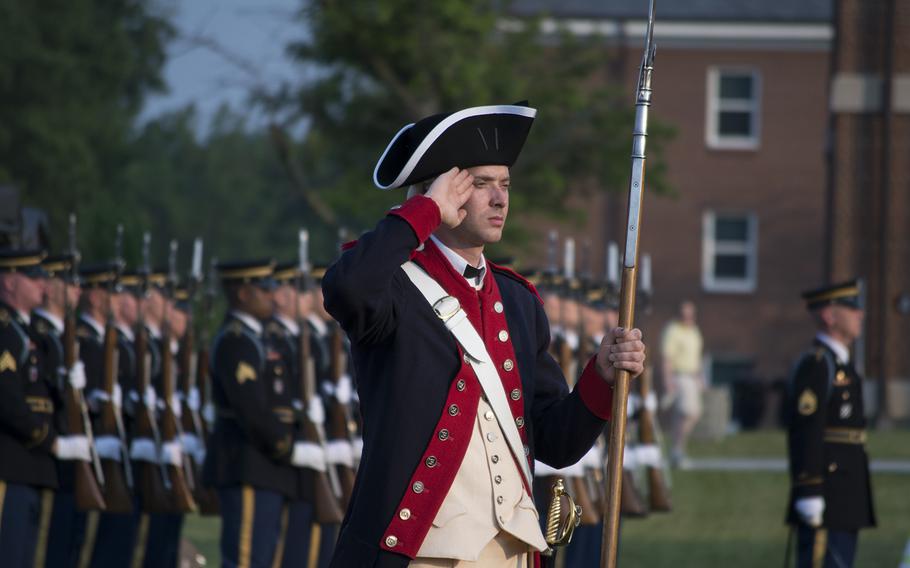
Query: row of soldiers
[
  {"left": 515, "top": 236, "right": 673, "bottom": 568},
  {"left": 0, "top": 229, "right": 360, "bottom": 567}
]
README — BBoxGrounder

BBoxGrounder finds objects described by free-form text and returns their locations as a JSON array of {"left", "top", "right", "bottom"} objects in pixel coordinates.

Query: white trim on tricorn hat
[{"left": 373, "top": 104, "right": 537, "bottom": 190}]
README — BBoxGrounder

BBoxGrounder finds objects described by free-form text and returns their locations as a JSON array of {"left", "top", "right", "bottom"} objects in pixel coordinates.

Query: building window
[
  {"left": 706, "top": 68, "right": 761, "bottom": 150},
  {"left": 702, "top": 211, "right": 758, "bottom": 293}
]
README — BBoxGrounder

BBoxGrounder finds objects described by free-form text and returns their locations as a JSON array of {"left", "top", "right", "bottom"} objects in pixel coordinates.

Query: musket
[
  {"left": 134, "top": 231, "right": 174, "bottom": 512},
  {"left": 62, "top": 214, "right": 107, "bottom": 511},
  {"left": 602, "top": 1, "right": 657, "bottom": 566},
  {"left": 297, "top": 229, "right": 345, "bottom": 523},
  {"left": 180, "top": 238, "right": 219, "bottom": 514},
  {"left": 159, "top": 239, "right": 197, "bottom": 512},
  {"left": 96, "top": 225, "right": 135, "bottom": 513}
]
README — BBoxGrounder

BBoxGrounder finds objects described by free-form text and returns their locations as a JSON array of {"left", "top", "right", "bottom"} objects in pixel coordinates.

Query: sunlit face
[
  {"left": 543, "top": 292, "right": 561, "bottom": 325},
  {"left": 451, "top": 165, "right": 510, "bottom": 246},
  {"left": 245, "top": 284, "right": 274, "bottom": 321},
  {"left": 272, "top": 284, "right": 296, "bottom": 317},
  {"left": 16, "top": 274, "right": 45, "bottom": 312},
  {"left": 830, "top": 305, "right": 865, "bottom": 343},
  {"left": 169, "top": 306, "right": 188, "bottom": 339},
  {"left": 680, "top": 301, "right": 696, "bottom": 325},
  {"left": 143, "top": 289, "right": 166, "bottom": 325}
]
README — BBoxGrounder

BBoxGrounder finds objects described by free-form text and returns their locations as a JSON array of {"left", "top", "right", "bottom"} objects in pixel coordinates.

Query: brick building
[
  {"left": 508, "top": 1, "right": 840, "bottom": 426},
  {"left": 826, "top": 0, "right": 910, "bottom": 423}
]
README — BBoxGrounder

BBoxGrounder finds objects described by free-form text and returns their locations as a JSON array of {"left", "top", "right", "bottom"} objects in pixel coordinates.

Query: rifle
[
  {"left": 62, "top": 214, "right": 107, "bottom": 511},
  {"left": 638, "top": 366, "right": 671, "bottom": 512},
  {"left": 159, "top": 240, "right": 197, "bottom": 513},
  {"left": 297, "top": 229, "right": 345, "bottom": 524},
  {"left": 180, "top": 239, "right": 219, "bottom": 514},
  {"left": 96, "top": 225, "right": 134, "bottom": 513},
  {"left": 134, "top": 232, "right": 174, "bottom": 513},
  {"left": 602, "top": 1, "right": 657, "bottom": 565},
  {"left": 327, "top": 320, "right": 357, "bottom": 509}
]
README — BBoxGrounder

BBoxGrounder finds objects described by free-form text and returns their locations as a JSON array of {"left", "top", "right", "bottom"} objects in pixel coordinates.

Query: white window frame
[
  {"left": 702, "top": 210, "right": 759, "bottom": 293},
  {"left": 705, "top": 67, "right": 762, "bottom": 150}
]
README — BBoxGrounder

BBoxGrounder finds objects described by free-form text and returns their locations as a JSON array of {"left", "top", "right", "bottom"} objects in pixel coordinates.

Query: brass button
[
  {"left": 510, "top": 388, "right": 521, "bottom": 400},
  {"left": 425, "top": 456, "right": 438, "bottom": 468},
  {"left": 491, "top": 455, "right": 500, "bottom": 464},
  {"left": 448, "top": 404, "right": 459, "bottom": 416},
  {"left": 487, "top": 432, "right": 497, "bottom": 442},
  {"left": 456, "top": 379, "right": 466, "bottom": 392},
  {"left": 498, "top": 330, "right": 509, "bottom": 342},
  {"left": 412, "top": 481, "right": 424, "bottom": 494},
  {"left": 438, "top": 429, "right": 449, "bottom": 441},
  {"left": 494, "top": 475, "right": 502, "bottom": 484},
  {"left": 484, "top": 411, "right": 494, "bottom": 421},
  {"left": 494, "top": 302, "right": 504, "bottom": 313},
  {"left": 496, "top": 495, "right": 504, "bottom": 505},
  {"left": 516, "top": 416, "right": 525, "bottom": 428},
  {"left": 463, "top": 353, "right": 470, "bottom": 364},
  {"left": 385, "top": 535, "right": 398, "bottom": 547},
  {"left": 503, "top": 359, "right": 514, "bottom": 372},
  {"left": 399, "top": 508, "right": 411, "bottom": 520},
  {"left": 829, "top": 463, "right": 838, "bottom": 473}
]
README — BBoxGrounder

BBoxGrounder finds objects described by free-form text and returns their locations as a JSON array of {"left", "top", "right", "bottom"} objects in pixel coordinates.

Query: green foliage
[
  {"left": 280, "top": 0, "right": 673, "bottom": 239},
  {"left": 0, "top": 0, "right": 172, "bottom": 236}
]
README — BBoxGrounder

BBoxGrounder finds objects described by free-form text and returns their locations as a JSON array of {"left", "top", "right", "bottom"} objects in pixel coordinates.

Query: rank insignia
[
  {"left": 798, "top": 389, "right": 818, "bottom": 416},
  {"left": 0, "top": 350, "right": 17, "bottom": 373},
  {"left": 839, "top": 403, "right": 853, "bottom": 419},
  {"left": 236, "top": 362, "right": 257, "bottom": 383}
]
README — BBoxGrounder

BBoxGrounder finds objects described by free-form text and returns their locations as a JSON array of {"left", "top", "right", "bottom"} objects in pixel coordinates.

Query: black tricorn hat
[
  {"left": 802, "top": 279, "right": 863, "bottom": 310},
  {"left": 373, "top": 103, "right": 537, "bottom": 190}
]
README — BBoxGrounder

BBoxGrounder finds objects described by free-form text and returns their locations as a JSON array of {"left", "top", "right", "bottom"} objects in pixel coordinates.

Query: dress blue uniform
[{"left": 786, "top": 281, "right": 876, "bottom": 568}]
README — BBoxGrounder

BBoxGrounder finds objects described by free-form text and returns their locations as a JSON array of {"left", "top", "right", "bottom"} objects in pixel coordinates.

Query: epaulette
[{"left": 488, "top": 261, "right": 543, "bottom": 305}]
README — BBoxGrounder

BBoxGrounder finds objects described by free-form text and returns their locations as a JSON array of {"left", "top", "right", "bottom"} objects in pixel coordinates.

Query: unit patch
[
  {"left": 236, "top": 362, "right": 257, "bottom": 383},
  {"left": 0, "top": 350, "right": 17, "bottom": 373},
  {"left": 798, "top": 388, "right": 818, "bottom": 416}
]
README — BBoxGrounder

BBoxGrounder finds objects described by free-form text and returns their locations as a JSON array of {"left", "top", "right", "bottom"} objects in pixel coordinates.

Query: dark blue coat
[{"left": 323, "top": 195, "right": 614, "bottom": 567}]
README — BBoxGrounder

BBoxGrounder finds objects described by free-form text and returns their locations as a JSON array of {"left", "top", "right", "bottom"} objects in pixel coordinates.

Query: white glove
[
  {"left": 187, "top": 387, "right": 201, "bottom": 412},
  {"left": 292, "top": 442, "right": 327, "bottom": 472},
  {"left": 95, "top": 435, "right": 123, "bottom": 461},
  {"left": 352, "top": 437, "right": 364, "bottom": 460},
  {"left": 203, "top": 402, "right": 215, "bottom": 425},
  {"left": 160, "top": 441, "right": 183, "bottom": 466},
  {"left": 635, "top": 444, "right": 663, "bottom": 468},
  {"left": 143, "top": 386, "right": 157, "bottom": 408},
  {"left": 86, "top": 389, "right": 109, "bottom": 413},
  {"left": 795, "top": 497, "right": 825, "bottom": 527},
  {"left": 170, "top": 393, "right": 182, "bottom": 419},
  {"left": 627, "top": 394, "right": 641, "bottom": 416},
  {"left": 112, "top": 383, "right": 122, "bottom": 409},
  {"left": 68, "top": 361, "right": 87, "bottom": 390},
  {"left": 181, "top": 433, "right": 200, "bottom": 458},
  {"left": 623, "top": 445, "right": 639, "bottom": 469},
  {"left": 334, "top": 375, "right": 353, "bottom": 405},
  {"left": 581, "top": 444, "right": 603, "bottom": 469},
  {"left": 54, "top": 435, "right": 92, "bottom": 462},
  {"left": 644, "top": 392, "right": 659, "bottom": 413},
  {"left": 307, "top": 397, "right": 325, "bottom": 425},
  {"left": 325, "top": 440, "right": 354, "bottom": 467},
  {"left": 130, "top": 438, "right": 158, "bottom": 463}
]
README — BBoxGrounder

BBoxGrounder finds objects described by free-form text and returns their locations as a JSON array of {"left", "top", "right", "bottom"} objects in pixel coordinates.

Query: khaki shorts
[{"left": 671, "top": 373, "right": 703, "bottom": 418}]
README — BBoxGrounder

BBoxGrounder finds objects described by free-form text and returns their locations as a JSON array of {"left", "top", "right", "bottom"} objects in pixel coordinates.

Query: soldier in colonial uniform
[
  {"left": 786, "top": 280, "right": 876, "bottom": 568},
  {"left": 204, "top": 259, "right": 324, "bottom": 567},
  {"left": 32, "top": 254, "right": 88, "bottom": 567},
  {"left": 323, "top": 103, "right": 646, "bottom": 567},
  {"left": 0, "top": 250, "right": 91, "bottom": 567}
]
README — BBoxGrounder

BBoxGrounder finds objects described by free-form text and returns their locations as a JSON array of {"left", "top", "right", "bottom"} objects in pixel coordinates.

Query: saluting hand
[
  {"left": 596, "top": 327, "right": 646, "bottom": 385},
  {"left": 426, "top": 167, "right": 475, "bottom": 228}
]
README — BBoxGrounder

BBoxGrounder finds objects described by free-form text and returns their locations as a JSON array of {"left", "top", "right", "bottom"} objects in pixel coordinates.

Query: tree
[
  {"left": 0, "top": 0, "right": 173, "bottom": 248},
  {"left": 272, "top": 0, "right": 672, "bottom": 247}
]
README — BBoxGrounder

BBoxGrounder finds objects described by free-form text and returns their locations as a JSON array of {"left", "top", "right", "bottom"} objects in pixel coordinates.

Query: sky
[{"left": 140, "top": 0, "right": 304, "bottom": 131}]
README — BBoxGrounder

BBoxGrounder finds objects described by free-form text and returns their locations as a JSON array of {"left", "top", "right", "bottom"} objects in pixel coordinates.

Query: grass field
[{"left": 183, "top": 430, "right": 910, "bottom": 566}]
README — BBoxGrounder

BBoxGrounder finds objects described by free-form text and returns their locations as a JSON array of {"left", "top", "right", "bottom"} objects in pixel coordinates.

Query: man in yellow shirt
[{"left": 661, "top": 300, "right": 704, "bottom": 468}]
